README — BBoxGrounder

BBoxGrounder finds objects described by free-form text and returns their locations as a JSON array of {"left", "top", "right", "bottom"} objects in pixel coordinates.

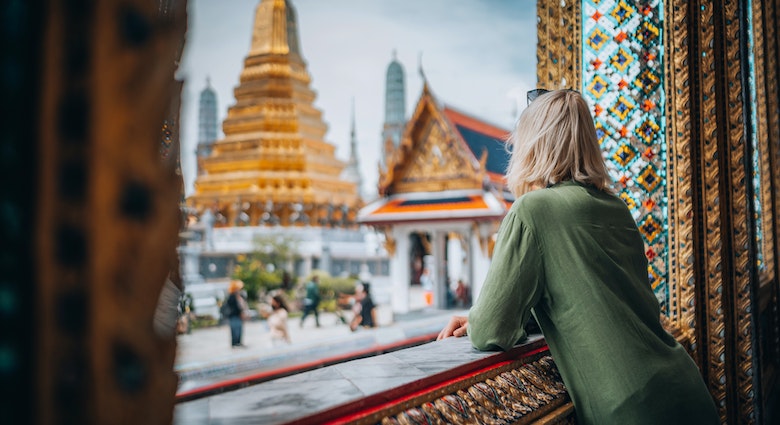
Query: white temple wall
[
  {"left": 390, "top": 226, "right": 411, "bottom": 314},
  {"left": 469, "top": 229, "right": 491, "bottom": 302}
]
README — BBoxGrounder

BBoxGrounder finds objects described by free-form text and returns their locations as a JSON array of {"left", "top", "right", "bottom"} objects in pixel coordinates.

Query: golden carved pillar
[
  {"left": 663, "top": 0, "right": 779, "bottom": 422},
  {"left": 677, "top": 1, "right": 761, "bottom": 421},
  {"left": 536, "top": 0, "right": 581, "bottom": 90}
]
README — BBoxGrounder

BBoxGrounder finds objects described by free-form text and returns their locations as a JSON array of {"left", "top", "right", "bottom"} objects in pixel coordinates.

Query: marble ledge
[{"left": 174, "top": 335, "right": 547, "bottom": 425}]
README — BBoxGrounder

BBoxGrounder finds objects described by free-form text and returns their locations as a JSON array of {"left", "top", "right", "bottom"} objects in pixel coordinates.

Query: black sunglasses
[{"left": 526, "top": 88, "right": 581, "bottom": 105}]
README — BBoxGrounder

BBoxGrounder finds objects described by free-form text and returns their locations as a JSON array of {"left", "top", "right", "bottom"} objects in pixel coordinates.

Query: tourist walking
[{"left": 300, "top": 275, "right": 321, "bottom": 328}]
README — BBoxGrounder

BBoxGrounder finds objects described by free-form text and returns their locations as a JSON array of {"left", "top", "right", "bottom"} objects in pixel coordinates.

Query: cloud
[{"left": 179, "top": 0, "right": 538, "bottom": 198}]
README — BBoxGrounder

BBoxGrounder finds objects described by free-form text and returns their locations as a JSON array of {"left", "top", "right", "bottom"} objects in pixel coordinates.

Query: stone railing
[{"left": 174, "top": 335, "right": 575, "bottom": 424}]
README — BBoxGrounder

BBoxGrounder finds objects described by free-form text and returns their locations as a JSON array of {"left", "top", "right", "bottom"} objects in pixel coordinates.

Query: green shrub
[
  {"left": 232, "top": 235, "right": 299, "bottom": 302},
  {"left": 233, "top": 258, "right": 298, "bottom": 302},
  {"left": 190, "top": 315, "right": 220, "bottom": 329},
  {"left": 300, "top": 271, "right": 358, "bottom": 307},
  {"left": 319, "top": 276, "right": 358, "bottom": 297}
]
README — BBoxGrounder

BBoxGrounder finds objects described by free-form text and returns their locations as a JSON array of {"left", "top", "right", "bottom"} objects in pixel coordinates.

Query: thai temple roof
[
  {"left": 361, "top": 84, "right": 513, "bottom": 225},
  {"left": 442, "top": 106, "right": 511, "bottom": 184}
]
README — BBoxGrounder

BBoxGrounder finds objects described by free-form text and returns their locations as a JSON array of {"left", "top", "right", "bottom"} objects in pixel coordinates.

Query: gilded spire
[
  {"left": 191, "top": 0, "right": 360, "bottom": 226},
  {"left": 250, "top": 0, "right": 289, "bottom": 56}
]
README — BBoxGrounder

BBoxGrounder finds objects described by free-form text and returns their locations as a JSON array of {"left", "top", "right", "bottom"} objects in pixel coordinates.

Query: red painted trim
[
  {"left": 359, "top": 214, "right": 505, "bottom": 226},
  {"left": 175, "top": 332, "right": 439, "bottom": 403},
  {"left": 283, "top": 339, "right": 549, "bottom": 425},
  {"left": 443, "top": 107, "right": 511, "bottom": 140}
]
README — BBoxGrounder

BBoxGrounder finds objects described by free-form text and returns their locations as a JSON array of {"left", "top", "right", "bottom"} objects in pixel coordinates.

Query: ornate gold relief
[
  {"left": 536, "top": 0, "right": 581, "bottom": 90},
  {"left": 380, "top": 87, "right": 484, "bottom": 195},
  {"left": 376, "top": 355, "right": 572, "bottom": 425},
  {"left": 381, "top": 228, "right": 396, "bottom": 257},
  {"left": 665, "top": 0, "right": 699, "bottom": 355},
  {"left": 394, "top": 119, "right": 480, "bottom": 193},
  {"left": 697, "top": 1, "right": 729, "bottom": 419},
  {"left": 721, "top": 0, "right": 756, "bottom": 421}
]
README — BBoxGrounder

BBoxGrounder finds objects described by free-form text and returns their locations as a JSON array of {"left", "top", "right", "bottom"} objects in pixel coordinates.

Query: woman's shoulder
[{"left": 509, "top": 189, "right": 560, "bottom": 219}]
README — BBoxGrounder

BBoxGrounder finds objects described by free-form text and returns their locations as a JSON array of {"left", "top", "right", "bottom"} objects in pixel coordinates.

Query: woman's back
[
  {"left": 469, "top": 181, "right": 719, "bottom": 424},
  {"left": 442, "top": 90, "right": 717, "bottom": 424}
]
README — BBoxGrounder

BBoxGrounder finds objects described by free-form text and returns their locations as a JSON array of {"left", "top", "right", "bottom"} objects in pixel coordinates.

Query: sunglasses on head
[{"left": 526, "top": 88, "right": 581, "bottom": 105}]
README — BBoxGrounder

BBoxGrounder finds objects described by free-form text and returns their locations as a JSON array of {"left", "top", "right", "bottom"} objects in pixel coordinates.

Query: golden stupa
[{"left": 189, "top": 0, "right": 361, "bottom": 228}]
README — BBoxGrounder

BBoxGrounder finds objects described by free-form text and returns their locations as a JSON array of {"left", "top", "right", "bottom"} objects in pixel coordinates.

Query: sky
[{"left": 178, "top": 0, "right": 539, "bottom": 198}]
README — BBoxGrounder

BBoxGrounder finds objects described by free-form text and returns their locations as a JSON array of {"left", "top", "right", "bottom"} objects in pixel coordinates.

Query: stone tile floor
[{"left": 175, "top": 308, "right": 465, "bottom": 393}]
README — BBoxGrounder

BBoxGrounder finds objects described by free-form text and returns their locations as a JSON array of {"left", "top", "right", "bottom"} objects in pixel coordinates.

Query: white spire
[{"left": 341, "top": 97, "right": 363, "bottom": 197}]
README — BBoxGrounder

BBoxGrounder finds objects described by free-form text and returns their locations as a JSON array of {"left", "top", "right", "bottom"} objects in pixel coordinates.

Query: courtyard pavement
[{"left": 174, "top": 306, "right": 464, "bottom": 394}]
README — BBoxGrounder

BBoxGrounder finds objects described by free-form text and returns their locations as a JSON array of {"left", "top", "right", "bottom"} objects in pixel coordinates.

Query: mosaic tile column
[{"left": 581, "top": 0, "right": 668, "bottom": 311}]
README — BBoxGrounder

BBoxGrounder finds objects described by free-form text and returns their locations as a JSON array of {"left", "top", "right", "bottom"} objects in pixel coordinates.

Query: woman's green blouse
[{"left": 468, "top": 181, "right": 719, "bottom": 425}]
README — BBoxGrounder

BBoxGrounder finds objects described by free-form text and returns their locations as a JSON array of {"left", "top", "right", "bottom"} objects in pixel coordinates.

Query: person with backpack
[{"left": 223, "top": 280, "right": 248, "bottom": 348}]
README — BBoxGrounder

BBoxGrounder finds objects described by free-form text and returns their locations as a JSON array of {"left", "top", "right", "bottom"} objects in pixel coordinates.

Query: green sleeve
[{"left": 468, "top": 210, "right": 544, "bottom": 351}]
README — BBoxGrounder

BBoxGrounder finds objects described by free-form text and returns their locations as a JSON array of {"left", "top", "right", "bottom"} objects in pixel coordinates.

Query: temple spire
[
  {"left": 350, "top": 97, "right": 357, "bottom": 151},
  {"left": 250, "top": 0, "right": 290, "bottom": 56},
  {"left": 418, "top": 51, "right": 427, "bottom": 85},
  {"left": 382, "top": 50, "right": 406, "bottom": 169},
  {"left": 191, "top": 0, "right": 360, "bottom": 227},
  {"left": 342, "top": 97, "right": 363, "bottom": 197},
  {"left": 196, "top": 77, "right": 218, "bottom": 175}
]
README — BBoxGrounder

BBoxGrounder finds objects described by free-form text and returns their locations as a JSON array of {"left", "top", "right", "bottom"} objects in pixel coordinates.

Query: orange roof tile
[
  {"left": 373, "top": 195, "right": 488, "bottom": 215},
  {"left": 443, "top": 107, "right": 510, "bottom": 140},
  {"left": 358, "top": 190, "right": 508, "bottom": 225}
]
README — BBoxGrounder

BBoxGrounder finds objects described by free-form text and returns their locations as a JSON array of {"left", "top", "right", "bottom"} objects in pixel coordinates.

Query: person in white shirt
[{"left": 265, "top": 294, "right": 291, "bottom": 346}]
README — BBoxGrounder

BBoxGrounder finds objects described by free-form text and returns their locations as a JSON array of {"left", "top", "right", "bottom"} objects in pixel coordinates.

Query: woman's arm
[
  {"left": 349, "top": 314, "right": 362, "bottom": 331},
  {"left": 468, "top": 211, "right": 544, "bottom": 351}
]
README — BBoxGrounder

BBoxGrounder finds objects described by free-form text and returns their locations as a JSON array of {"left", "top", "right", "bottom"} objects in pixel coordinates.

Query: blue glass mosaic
[
  {"left": 582, "top": 0, "right": 669, "bottom": 309},
  {"left": 747, "top": 0, "right": 765, "bottom": 272}
]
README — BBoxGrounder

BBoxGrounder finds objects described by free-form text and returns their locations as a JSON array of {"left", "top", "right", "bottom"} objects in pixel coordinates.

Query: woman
[
  {"left": 225, "top": 280, "right": 248, "bottom": 348},
  {"left": 437, "top": 90, "right": 719, "bottom": 424},
  {"left": 349, "top": 282, "right": 376, "bottom": 331},
  {"left": 266, "top": 294, "right": 291, "bottom": 346}
]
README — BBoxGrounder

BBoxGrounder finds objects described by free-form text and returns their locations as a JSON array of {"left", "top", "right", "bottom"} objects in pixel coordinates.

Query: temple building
[
  {"left": 195, "top": 77, "right": 218, "bottom": 175},
  {"left": 186, "top": 0, "right": 386, "bottom": 282},
  {"left": 360, "top": 81, "right": 512, "bottom": 313}
]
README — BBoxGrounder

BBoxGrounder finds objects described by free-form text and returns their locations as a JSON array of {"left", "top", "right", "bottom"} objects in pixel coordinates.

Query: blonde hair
[
  {"left": 505, "top": 89, "right": 612, "bottom": 197},
  {"left": 228, "top": 280, "right": 244, "bottom": 294}
]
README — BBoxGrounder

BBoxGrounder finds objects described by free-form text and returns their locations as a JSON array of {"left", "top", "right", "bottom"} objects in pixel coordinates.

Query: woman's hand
[{"left": 437, "top": 315, "right": 468, "bottom": 340}]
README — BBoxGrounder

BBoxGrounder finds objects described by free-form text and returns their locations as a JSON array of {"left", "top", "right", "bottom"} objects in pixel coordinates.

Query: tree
[{"left": 232, "top": 235, "right": 299, "bottom": 302}]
